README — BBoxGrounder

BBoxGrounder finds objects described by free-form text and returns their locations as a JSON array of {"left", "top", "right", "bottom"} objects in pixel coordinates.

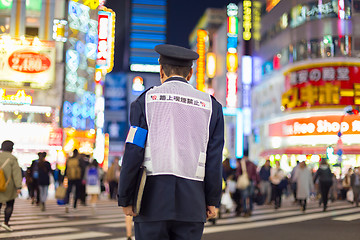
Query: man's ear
[
  {"left": 160, "top": 65, "right": 165, "bottom": 80},
  {"left": 186, "top": 68, "right": 193, "bottom": 81}
]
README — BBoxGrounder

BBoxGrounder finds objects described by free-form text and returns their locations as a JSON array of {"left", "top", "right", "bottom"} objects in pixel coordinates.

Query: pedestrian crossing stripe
[
  {"left": 0, "top": 199, "right": 359, "bottom": 240},
  {"left": 333, "top": 213, "right": 360, "bottom": 221}
]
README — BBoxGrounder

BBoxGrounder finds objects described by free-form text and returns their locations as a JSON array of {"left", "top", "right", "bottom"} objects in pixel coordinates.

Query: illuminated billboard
[
  {"left": 96, "top": 8, "right": 115, "bottom": 73},
  {"left": 282, "top": 63, "right": 360, "bottom": 110},
  {"left": 196, "top": 29, "right": 207, "bottom": 92},
  {"left": 0, "top": 37, "right": 55, "bottom": 89}
]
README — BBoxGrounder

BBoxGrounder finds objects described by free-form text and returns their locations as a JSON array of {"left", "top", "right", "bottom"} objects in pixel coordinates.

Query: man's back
[
  {"left": 144, "top": 79, "right": 212, "bottom": 181},
  {"left": 66, "top": 157, "right": 81, "bottom": 180}
]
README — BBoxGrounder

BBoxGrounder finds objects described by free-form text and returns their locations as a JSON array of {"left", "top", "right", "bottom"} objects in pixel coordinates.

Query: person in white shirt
[{"left": 270, "top": 161, "right": 285, "bottom": 209}]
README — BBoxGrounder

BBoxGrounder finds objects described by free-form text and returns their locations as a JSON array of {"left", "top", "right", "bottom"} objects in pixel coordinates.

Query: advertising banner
[
  {"left": 282, "top": 64, "right": 360, "bottom": 110},
  {"left": 0, "top": 39, "right": 55, "bottom": 89},
  {"left": 269, "top": 114, "right": 360, "bottom": 137}
]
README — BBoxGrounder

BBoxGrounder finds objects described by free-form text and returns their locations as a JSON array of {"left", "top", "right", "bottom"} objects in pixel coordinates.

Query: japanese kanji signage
[
  {"left": 269, "top": 115, "right": 360, "bottom": 137},
  {"left": 281, "top": 64, "right": 360, "bottom": 110}
]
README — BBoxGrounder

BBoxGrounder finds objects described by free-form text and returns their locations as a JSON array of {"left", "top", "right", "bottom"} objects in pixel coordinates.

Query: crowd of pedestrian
[
  {"left": 220, "top": 156, "right": 360, "bottom": 220},
  {"left": 0, "top": 139, "right": 134, "bottom": 236}
]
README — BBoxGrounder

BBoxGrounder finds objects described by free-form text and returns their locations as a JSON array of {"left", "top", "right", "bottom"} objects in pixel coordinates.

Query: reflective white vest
[{"left": 144, "top": 80, "right": 212, "bottom": 181}]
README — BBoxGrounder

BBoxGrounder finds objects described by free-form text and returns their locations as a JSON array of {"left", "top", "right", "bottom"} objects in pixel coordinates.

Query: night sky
[
  {"left": 105, "top": 0, "right": 240, "bottom": 71},
  {"left": 167, "top": 0, "right": 240, "bottom": 48}
]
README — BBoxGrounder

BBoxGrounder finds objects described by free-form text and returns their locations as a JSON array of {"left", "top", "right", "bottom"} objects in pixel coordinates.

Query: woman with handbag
[{"left": 270, "top": 161, "right": 285, "bottom": 209}]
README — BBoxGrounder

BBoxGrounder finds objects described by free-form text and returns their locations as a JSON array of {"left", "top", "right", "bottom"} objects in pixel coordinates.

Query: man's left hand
[
  {"left": 206, "top": 205, "right": 216, "bottom": 219},
  {"left": 123, "top": 205, "right": 137, "bottom": 217}
]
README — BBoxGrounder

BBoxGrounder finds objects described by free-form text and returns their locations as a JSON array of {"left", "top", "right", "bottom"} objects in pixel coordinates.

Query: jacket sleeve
[
  {"left": 118, "top": 97, "right": 148, "bottom": 207},
  {"left": 204, "top": 98, "right": 224, "bottom": 207}
]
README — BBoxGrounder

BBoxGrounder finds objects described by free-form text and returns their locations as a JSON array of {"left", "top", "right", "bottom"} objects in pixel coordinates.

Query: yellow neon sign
[
  {"left": 0, "top": 89, "right": 32, "bottom": 105},
  {"left": 243, "top": 0, "right": 252, "bottom": 41},
  {"left": 196, "top": 29, "right": 207, "bottom": 92}
]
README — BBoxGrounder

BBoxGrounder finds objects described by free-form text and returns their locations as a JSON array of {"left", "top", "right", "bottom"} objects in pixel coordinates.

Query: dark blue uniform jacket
[{"left": 118, "top": 77, "right": 224, "bottom": 223}]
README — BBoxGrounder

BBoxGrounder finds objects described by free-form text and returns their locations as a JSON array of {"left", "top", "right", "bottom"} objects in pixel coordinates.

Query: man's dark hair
[
  {"left": 161, "top": 64, "right": 191, "bottom": 78},
  {"left": 1, "top": 140, "right": 14, "bottom": 152},
  {"left": 73, "top": 149, "right": 79, "bottom": 157}
]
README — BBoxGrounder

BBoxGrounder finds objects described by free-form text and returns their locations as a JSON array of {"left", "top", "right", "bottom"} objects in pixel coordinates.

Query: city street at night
[{"left": 0, "top": 0, "right": 359, "bottom": 239}]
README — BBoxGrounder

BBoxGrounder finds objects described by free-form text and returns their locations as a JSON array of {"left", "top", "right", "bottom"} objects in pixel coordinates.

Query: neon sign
[
  {"left": 253, "top": 1, "right": 262, "bottom": 41},
  {"left": 53, "top": 19, "right": 68, "bottom": 42},
  {"left": 62, "top": 92, "right": 95, "bottom": 130},
  {"left": 8, "top": 51, "right": 51, "bottom": 73},
  {"left": 66, "top": 0, "right": 98, "bottom": 93},
  {"left": 226, "top": 3, "right": 239, "bottom": 108},
  {"left": 196, "top": 29, "right": 207, "bottom": 92},
  {"left": 96, "top": 8, "right": 115, "bottom": 73},
  {"left": 71, "top": 0, "right": 100, "bottom": 10},
  {"left": 266, "top": 0, "right": 281, "bottom": 12},
  {"left": 243, "top": 0, "right": 252, "bottom": 41},
  {"left": 281, "top": 64, "right": 360, "bottom": 111},
  {"left": 0, "top": 89, "right": 32, "bottom": 105}
]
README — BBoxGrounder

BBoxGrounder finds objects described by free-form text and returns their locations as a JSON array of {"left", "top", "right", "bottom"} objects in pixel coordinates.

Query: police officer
[{"left": 118, "top": 44, "right": 224, "bottom": 240}]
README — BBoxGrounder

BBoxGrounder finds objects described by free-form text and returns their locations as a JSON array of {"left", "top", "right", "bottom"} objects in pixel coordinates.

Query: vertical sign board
[
  {"left": 226, "top": 3, "right": 239, "bottom": 108},
  {"left": 96, "top": 8, "right": 115, "bottom": 73},
  {"left": 104, "top": 73, "right": 128, "bottom": 142},
  {"left": 223, "top": 108, "right": 244, "bottom": 159},
  {"left": 196, "top": 29, "right": 207, "bottom": 92},
  {"left": 64, "top": 0, "right": 99, "bottom": 130}
]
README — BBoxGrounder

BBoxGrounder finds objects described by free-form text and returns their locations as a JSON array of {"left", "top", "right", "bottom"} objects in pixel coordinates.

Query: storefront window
[
  {"left": 310, "top": 39, "right": 321, "bottom": 58},
  {"left": 321, "top": 35, "right": 334, "bottom": 57},
  {"left": 354, "top": 0, "right": 360, "bottom": 13},
  {"left": 294, "top": 40, "right": 308, "bottom": 61},
  {"left": 334, "top": 35, "right": 351, "bottom": 56}
]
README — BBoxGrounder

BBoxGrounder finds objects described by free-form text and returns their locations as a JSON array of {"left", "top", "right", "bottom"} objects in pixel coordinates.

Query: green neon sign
[{"left": 0, "top": 0, "right": 42, "bottom": 11}]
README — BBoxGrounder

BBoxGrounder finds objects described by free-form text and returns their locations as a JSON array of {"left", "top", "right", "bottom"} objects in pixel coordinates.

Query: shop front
[{"left": 252, "top": 61, "right": 360, "bottom": 176}]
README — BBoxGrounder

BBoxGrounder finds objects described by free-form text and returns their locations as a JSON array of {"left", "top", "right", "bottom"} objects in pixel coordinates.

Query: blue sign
[
  {"left": 105, "top": 73, "right": 127, "bottom": 111},
  {"left": 104, "top": 73, "right": 128, "bottom": 142}
]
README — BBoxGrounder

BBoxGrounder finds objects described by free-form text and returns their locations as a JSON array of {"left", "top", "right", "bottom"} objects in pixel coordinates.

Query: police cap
[{"left": 155, "top": 44, "right": 199, "bottom": 67}]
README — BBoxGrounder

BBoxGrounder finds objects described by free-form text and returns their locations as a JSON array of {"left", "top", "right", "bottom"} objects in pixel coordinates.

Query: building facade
[{"left": 250, "top": 0, "right": 360, "bottom": 174}]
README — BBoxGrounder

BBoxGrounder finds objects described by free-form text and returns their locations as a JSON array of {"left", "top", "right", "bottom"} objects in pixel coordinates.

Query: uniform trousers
[{"left": 134, "top": 221, "right": 204, "bottom": 240}]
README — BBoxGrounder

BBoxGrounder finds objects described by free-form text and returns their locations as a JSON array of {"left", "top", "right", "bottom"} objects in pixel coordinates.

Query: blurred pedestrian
[
  {"left": 270, "top": 161, "right": 285, "bottom": 209},
  {"left": 236, "top": 156, "right": 259, "bottom": 217},
  {"left": 290, "top": 161, "right": 300, "bottom": 203},
  {"left": 0, "top": 140, "right": 22, "bottom": 232},
  {"left": 106, "top": 157, "right": 120, "bottom": 200},
  {"left": 53, "top": 164, "right": 63, "bottom": 189},
  {"left": 350, "top": 167, "right": 360, "bottom": 207},
  {"left": 29, "top": 152, "right": 41, "bottom": 205},
  {"left": 341, "top": 168, "right": 352, "bottom": 200},
  {"left": 85, "top": 159, "right": 102, "bottom": 210},
  {"left": 293, "top": 161, "right": 314, "bottom": 212},
  {"left": 259, "top": 160, "right": 272, "bottom": 205},
  {"left": 314, "top": 159, "right": 333, "bottom": 211},
  {"left": 25, "top": 167, "right": 33, "bottom": 199},
  {"left": 79, "top": 154, "right": 89, "bottom": 206},
  {"left": 118, "top": 44, "right": 224, "bottom": 240},
  {"left": 64, "top": 149, "right": 82, "bottom": 212},
  {"left": 37, "top": 152, "right": 52, "bottom": 211}
]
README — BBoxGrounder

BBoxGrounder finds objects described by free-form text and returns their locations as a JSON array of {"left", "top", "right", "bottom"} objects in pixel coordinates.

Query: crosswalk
[{"left": 0, "top": 198, "right": 358, "bottom": 239}]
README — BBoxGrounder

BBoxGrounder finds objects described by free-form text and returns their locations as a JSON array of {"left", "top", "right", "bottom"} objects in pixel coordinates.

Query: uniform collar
[{"left": 163, "top": 76, "right": 188, "bottom": 84}]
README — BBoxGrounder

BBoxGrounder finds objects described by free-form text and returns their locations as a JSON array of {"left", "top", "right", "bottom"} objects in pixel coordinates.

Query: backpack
[
  {"left": 87, "top": 168, "right": 98, "bottom": 186},
  {"left": 0, "top": 158, "right": 11, "bottom": 192},
  {"left": 66, "top": 158, "right": 81, "bottom": 180}
]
